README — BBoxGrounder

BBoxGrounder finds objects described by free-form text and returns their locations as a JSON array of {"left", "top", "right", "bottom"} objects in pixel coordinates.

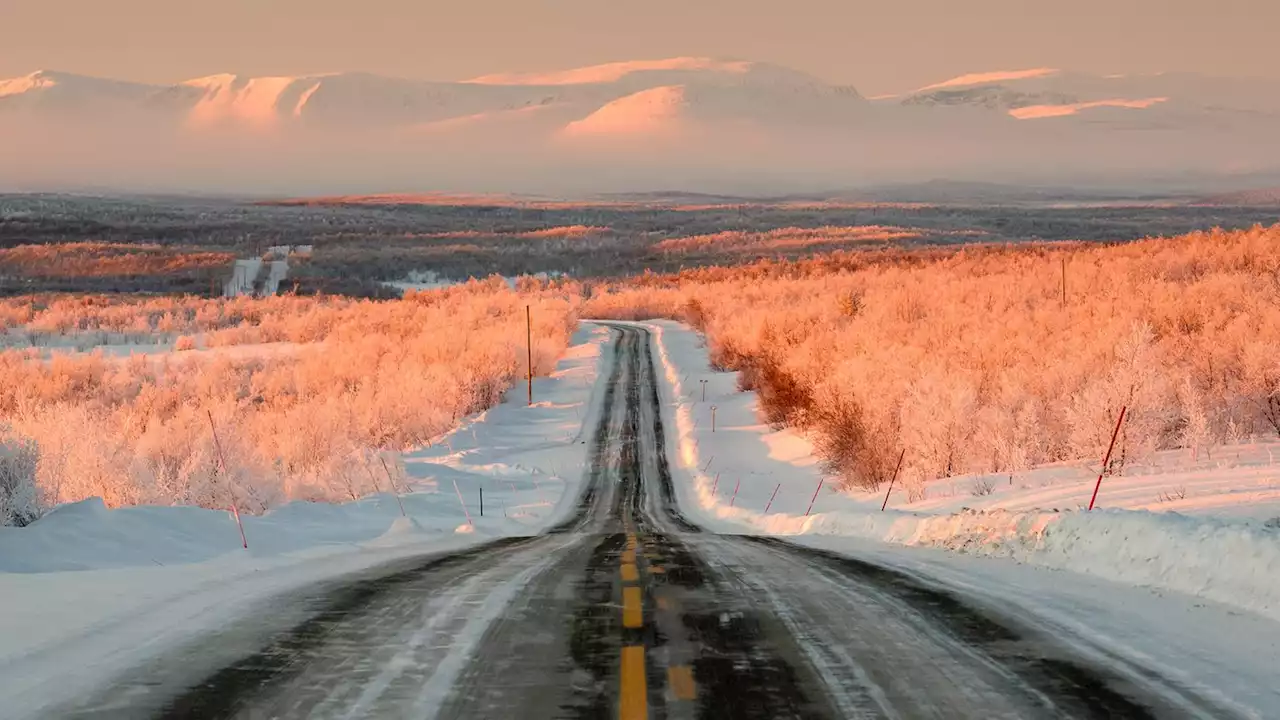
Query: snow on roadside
[
  {"left": 621, "top": 319, "right": 1280, "bottom": 624},
  {"left": 0, "top": 323, "right": 612, "bottom": 716}
]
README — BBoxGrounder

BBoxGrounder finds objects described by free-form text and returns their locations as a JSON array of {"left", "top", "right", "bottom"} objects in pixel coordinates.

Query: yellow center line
[
  {"left": 667, "top": 665, "right": 697, "bottom": 701},
  {"left": 621, "top": 562, "right": 639, "bottom": 582},
  {"left": 622, "top": 586, "right": 643, "bottom": 628},
  {"left": 620, "top": 645, "right": 648, "bottom": 720}
]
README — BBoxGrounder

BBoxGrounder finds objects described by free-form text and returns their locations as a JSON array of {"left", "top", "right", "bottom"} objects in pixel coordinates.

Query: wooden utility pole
[{"left": 526, "top": 305, "right": 533, "bottom": 406}]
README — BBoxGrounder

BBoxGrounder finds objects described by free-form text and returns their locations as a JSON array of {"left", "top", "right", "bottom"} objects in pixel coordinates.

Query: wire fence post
[
  {"left": 881, "top": 448, "right": 907, "bottom": 512},
  {"left": 207, "top": 411, "right": 248, "bottom": 549},
  {"left": 1088, "top": 406, "right": 1128, "bottom": 511}
]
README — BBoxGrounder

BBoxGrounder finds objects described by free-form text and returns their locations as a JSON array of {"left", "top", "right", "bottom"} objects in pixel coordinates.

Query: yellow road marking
[
  {"left": 623, "top": 586, "right": 643, "bottom": 628},
  {"left": 620, "top": 645, "right": 647, "bottom": 720},
  {"left": 621, "top": 562, "right": 639, "bottom": 582},
  {"left": 668, "top": 665, "right": 697, "bottom": 701}
]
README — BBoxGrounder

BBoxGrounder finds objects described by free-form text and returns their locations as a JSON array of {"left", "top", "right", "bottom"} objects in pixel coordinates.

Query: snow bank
[{"left": 626, "top": 319, "right": 1280, "bottom": 623}]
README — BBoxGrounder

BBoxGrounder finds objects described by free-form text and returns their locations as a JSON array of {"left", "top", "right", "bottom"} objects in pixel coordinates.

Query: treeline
[
  {"left": 0, "top": 278, "right": 578, "bottom": 525},
  {"left": 585, "top": 226, "right": 1280, "bottom": 495}
]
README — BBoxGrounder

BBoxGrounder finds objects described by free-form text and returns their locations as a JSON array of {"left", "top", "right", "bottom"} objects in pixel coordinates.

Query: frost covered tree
[{"left": 0, "top": 433, "right": 41, "bottom": 526}]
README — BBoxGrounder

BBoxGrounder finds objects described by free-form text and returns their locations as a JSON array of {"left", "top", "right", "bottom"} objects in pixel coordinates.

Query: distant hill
[
  {"left": 3, "top": 59, "right": 1280, "bottom": 194},
  {"left": 1191, "top": 188, "right": 1280, "bottom": 206}
]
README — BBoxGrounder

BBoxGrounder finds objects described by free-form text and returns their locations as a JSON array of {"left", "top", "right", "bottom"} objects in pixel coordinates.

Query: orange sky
[{"left": 0, "top": 0, "right": 1275, "bottom": 95}]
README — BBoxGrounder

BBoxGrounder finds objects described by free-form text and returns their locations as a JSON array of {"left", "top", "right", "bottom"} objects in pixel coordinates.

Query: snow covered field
[
  {"left": 618, "top": 319, "right": 1280, "bottom": 626},
  {"left": 0, "top": 323, "right": 611, "bottom": 717}
]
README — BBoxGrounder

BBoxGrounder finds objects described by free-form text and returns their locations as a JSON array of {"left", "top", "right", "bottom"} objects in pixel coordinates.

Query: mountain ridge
[{"left": 1, "top": 58, "right": 1278, "bottom": 194}]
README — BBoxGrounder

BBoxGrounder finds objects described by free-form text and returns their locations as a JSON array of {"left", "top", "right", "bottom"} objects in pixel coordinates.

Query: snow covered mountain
[
  {"left": 0, "top": 59, "right": 1277, "bottom": 194},
  {"left": 898, "top": 68, "right": 1280, "bottom": 123}
]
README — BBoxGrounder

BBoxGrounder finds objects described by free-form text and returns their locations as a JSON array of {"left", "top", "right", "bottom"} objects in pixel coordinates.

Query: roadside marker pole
[
  {"left": 805, "top": 478, "right": 824, "bottom": 517},
  {"left": 378, "top": 455, "right": 406, "bottom": 494},
  {"left": 365, "top": 455, "right": 405, "bottom": 517},
  {"left": 880, "top": 448, "right": 907, "bottom": 512},
  {"left": 1088, "top": 406, "right": 1128, "bottom": 511},
  {"left": 764, "top": 483, "right": 781, "bottom": 514},
  {"left": 729, "top": 478, "right": 741, "bottom": 508},
  {"left": 702, "top": 456, "right": 714, "bottom": 472},
  {"left": 526, "top": 305, "right": 534, "bottom": 406},
  {"left": 711, "top": 472, "right": 720, "bottom": 497},
  {"left": 207, "top": 411, "right": 248, "bottom": 549},
  {"left": 452, "top": 478, "right": 474, "bottom": 526},
  {"left": 480, "top": 487, "right": 484, "bottom": 518},
  {"left": 711, "top": 405, "right": 718, "bottom": 433}
]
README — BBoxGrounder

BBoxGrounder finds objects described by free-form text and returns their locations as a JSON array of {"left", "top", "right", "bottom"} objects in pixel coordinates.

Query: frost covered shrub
[
  {"left": 0, "top": 277, "right": 579, "bottom": 512},
  {"left": 586, "top": 225, "right": 1280, "bottom": 489},
  {"left": 0, "top": 434, "right": 41, "bottom": 526}
]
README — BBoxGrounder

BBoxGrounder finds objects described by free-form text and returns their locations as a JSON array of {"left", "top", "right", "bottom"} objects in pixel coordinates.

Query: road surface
[{"left": 62, "top": 325, "right": 1234, "bottom": 719}]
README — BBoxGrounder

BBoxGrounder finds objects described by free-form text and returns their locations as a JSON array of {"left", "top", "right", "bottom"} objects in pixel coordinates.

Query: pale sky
[{"left": 1, "top": 0, "right": 1274, "bottom": 95}]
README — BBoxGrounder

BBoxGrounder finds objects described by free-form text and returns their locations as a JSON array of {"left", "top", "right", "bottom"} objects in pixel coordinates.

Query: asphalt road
[{"left": 61, "top": 325, "right": 1235, "bottom": 719}]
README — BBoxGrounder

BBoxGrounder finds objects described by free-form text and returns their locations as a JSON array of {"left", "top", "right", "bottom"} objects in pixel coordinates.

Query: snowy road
[{"left": 59, "top": 326, "right": 1240, "bottom": 719}]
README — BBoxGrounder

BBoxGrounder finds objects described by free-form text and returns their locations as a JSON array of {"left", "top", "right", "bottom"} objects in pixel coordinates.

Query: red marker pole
[
  {"left": 805, "top": 478, "right": 825, "bottom": 517},
  {"left": 730, "top": 478, "right": 741, "bottom": 508},
  {"left": 1088, "top": 406, "right": 1128, "bottom": 511},
  {"left": 881, "top": 448, "right": 907, "bottom": 512},
  {"left": 711, "top": 472, "right": 721, "bottom": 497},
  {"left": 764, "top": 483, "right": 782, "bottom": 514}
]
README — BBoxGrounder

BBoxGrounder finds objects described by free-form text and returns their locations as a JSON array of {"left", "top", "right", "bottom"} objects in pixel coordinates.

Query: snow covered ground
[
  {"left": 0, "top": 323, "right": 612, "bottom": 717},
  {"left": 616, "top": 319, "right": 1280, "bottom": 626},
  {"left": 5, "top": 318, "right": 1280, "bottom": 716}
]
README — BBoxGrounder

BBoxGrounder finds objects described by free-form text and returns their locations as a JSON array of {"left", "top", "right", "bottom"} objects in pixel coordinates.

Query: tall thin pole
[
  {"left": 377, "top": 455, "right": 407, "bottom": 516},
  {"left": 1061, "top": 256, "right": 1067, "bottom": 308},
  {"left": 1088, "top": 406, "right": 1127, "bottom": 511},
  {"left": 207, "top": 411, "right": 248, "bottom": 549},
  {"left": 526, "top": 304, "right": 533, "bottom": 406},
  {"left": 806, "top": 478, "right": 825, "bottom": 516},
  {"left": 764, "top": 483, "right": 782, "bottom": 514},
  {"left": 881, "top": 448, "right": 907, "bottom": 512}
]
